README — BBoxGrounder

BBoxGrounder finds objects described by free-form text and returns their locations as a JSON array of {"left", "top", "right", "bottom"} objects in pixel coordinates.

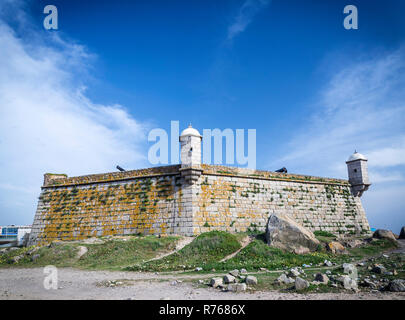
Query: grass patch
[
  {"left": 126, "top": 231, "right": 241, "bottom": 272},
  {"left": 204, "top": 238, "right": 331, "bottom": 272},
  {"left": 0, "top": 235, "right": 179, "bottom": 271}
]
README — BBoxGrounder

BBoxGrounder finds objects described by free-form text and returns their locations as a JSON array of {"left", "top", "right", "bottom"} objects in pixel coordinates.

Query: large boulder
[
  {"left": 400, "top": 227, "right": 405, "bottom": 239},
  {"left": 265, "top": 213, "right": 320, "bottom": 254},
  {"left": 373, "top": 229, "right": 397, "bottom": 242}
]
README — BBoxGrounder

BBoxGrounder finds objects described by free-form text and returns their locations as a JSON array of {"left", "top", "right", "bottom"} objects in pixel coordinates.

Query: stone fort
[{"left": 28, "top": 125, "right": 371, "bottom": 246}]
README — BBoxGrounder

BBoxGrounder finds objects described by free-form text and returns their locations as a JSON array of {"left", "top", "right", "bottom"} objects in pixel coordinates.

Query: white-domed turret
[
  {"left": 179, "top": 124, "right": 202, "bottom": 167},
  {"left": 180, "top": 125, "right": 202, "bottom": 138},
  {"left": 346, "top": 150, "right": 370, "bottom": 197},
  {"left": 347, "top": 151, "right": 367, "bottom": 162}
]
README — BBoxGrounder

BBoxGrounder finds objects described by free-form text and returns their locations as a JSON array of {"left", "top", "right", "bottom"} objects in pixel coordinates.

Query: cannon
[
  {"left": 275, "top": 167, "right": 287, "bottom": 173},
  {"left": 116, "top": 165, "right": 126, "bottom": 172}
]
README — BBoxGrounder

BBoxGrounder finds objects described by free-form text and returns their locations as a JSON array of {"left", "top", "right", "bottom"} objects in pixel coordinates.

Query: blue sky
[{"left": 0, "top": 0, "right": 404, "bottom": 232}]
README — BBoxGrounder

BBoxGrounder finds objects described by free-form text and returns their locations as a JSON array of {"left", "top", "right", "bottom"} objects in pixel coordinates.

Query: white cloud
[
  {"left": 227, "top": 0, "right": 270, "bottom": 41},
  {"left": 0, "top": 4, "right": 149, "bottom": 225},
  {"left": 268, "top": 47, "right": 405, "bottom": 231}
]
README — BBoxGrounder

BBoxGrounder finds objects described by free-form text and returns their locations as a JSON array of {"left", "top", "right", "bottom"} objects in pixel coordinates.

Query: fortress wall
[
  {"left": 29, "top": 167, "right": 194, "bottom": 246},
  {"left": 193, "top": 166, "right": 370, "bottom": 236},
  {"left": 29, "top": 164, "right": 371, "bottom": 246}
]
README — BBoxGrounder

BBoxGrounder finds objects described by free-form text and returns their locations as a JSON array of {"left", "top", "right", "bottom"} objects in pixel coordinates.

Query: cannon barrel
[
  {"left": 116, "top": 165, "right": 126, "bottom": 172},
  {"left": 275, "top": 167, "right": 287, "bottom": 173}
]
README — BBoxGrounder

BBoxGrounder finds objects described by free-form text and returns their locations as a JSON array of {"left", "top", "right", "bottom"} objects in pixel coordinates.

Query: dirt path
[
  {"left": 144, "top": 237, "right": 194, "bottom": 263},
  {"left": 0, "top": 267, "right": 404, "bottom": 300},
  {"left": 220, "top": 236, "right": 253, "bottom": 262}
]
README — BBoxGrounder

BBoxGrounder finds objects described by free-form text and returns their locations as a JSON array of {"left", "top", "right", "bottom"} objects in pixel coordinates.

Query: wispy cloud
[
  {"left": 268, "top": 47, "right": 405, "bottom": 231},
  {"left": 227, "top": 0, "right": 271, "bottom": 41},
  {"left": 0, "top": 2, "right": 149, "bottom": 225}
]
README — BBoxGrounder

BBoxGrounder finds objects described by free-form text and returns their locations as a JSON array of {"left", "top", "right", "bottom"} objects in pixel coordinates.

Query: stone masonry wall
[
  {"left": 193, "top": 165, "right": 370, "bottom": 236},
  {"left": 29, "top": 164, "right": 371, "bottom": 245},
  {"left": 29, "top": 166, "right": 194, "bottom": 246}
]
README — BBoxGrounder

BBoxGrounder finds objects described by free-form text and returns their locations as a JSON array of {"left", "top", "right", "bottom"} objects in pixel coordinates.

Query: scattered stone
[
  {"left": 31, "top": 254, "right": 40, "bottom": 262},
  {"left": 372, "top": 229, "right": 397, "bottom": 242},
  {"left": 326, "top": 270, "right": 331, "bottom": 275},
  {"left": 393, "top": 270, "right": 398, "bottom": 276},
  {"left": 210, "top": 278, "right": 223, "bottom": 288},
  {"left": 343, "top": 263, "right": 358, "bottom": 280},
  {"left": 276, "top": 274, "right": 295, "bottom": 285},
  {"left": 314, "top": 273, "right": 329, "bottom": 285},
  {"left": 76, "top": 246, "right": 88, "bottom": 259},
  {"left": 387, "top": 279, "right": 405, "bottom": 292},
  {"left": 240, "top": 268, "right": 247, "bottom": 274},
  {"left": 339, "top": 275, "right": 358, "bottom": 290},
  {"left": 227, "top": 283, "right": 247, "bottom": 292},
  {"left": 11, "top": 254, "right": 24, "bottom": 264},
  {"left": 294, "top": 277, "right": 309, "bottom": 291},
  {"left": 324, "top": 260, "right": 333, "bottom": 267},
  {"left": 195, "top": 267, "right": 203, "bottom": 271},
  {"left": 245, "top": 276, "right": 258, "bottom": 285},
  {"left": 361, "top": 278, "right": 377, "bottom": 289},
  {"left": 223, "top": 274, "right": 236, "bottom": 284},
  {"left": 302, "top": 264, "right": 311, "bottom": 268},
  {"left": 265, "top": 213, "right": 320, "bottom": 254},
  {"left": 382, "top": 254, "right": 389, "bottom": 258},
  {"left": 345, "top": 239, "right": 364, "bottom": 248},
  {"left": 259, "top": 267, "right": 267, "bottom": 271},
  {"left": 229, "top": 269, "right": 239, "bottom": 277},
  {"left": 399, "top": 227, "right": 405, "bottom": 239},
  {"left": 288, "top": 268, "right": 301, "bottom": 278},
  {"left": 26, "top": 247, "right": 39, "bottom": 256},
  {"left": 371, "top": 265, "right": 386, "bottom": 274},
  {"left": 198, "top": 280, "right": 204, "bottom": 284},
  {"left": 327, "top": 241, "right": 345, "bottom": 254}
]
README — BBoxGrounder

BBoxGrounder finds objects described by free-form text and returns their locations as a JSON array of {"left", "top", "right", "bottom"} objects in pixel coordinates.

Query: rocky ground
[
  {"left": 0, "top": 267, "right": 404, "bottom": 300},
  {"left": 0, "top": 230, "right": 404, "bottom": 300}
]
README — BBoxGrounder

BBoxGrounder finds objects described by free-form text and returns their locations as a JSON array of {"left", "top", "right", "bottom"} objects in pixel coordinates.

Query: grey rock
[
  {"left": 288, "top": 268, "right": 301, "bottom": 278},
  {"left": 371, "top": 265, "right": 386, "bottom": 274},
  {"left": 373, "top": 229, "right": 397, "bottom": 242},
  {"left": 240, "top": 268, "right": 247, "bottom": 274},
  {"left": 324, "top": 260, "right": 333, "bottom": 267},
  {"left": 195, "top": 267, "right": 203, "bottom": 271},
  {"left": 227, "top": 283, "right": 247, "bottom": 292},
  {"left": 387, "top": 279, "right": 405, "bottom": 292},
  {"left": 265, "top": 213, "right": 320, "bottom": 254},
  {"left": 314, "top": 273, "right": 329, "bottom": 284},
  {"left": 31, "top": 254, "right": 40, "bottom": 262},
  {"left": 229, "top": 269, "right": 239, "bottom": 277},
  {"left": 223, "top": 274, "right": 236, "bottom": 284},
  {"left": 276, "top": 274, "right": 295, "bottom": 285},
  {"left": 294, "top": 277, "right": 309, "bottom": 290},
  {"left": 210, "top": 278, "right": 223, "bottom": 288},
  {"left": 339, "top": 275, "right": 358, "bottom": 290},
  {"left": 76, "top": 246, "right": 88, "bottom": 259},
  {"left": 362, "top": 278, "right": 377, "bottom": 289},
  {"left": 245, "top": 275, "right": 258, "bottom": 285},
  {"left": 343, "top": 263, "right": 358, "bottom": 280}
]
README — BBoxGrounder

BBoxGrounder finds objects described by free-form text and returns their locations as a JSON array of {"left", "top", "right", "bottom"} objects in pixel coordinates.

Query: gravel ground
[{"left": 0, "top": 267, "right": 404, "bottom": 300}]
